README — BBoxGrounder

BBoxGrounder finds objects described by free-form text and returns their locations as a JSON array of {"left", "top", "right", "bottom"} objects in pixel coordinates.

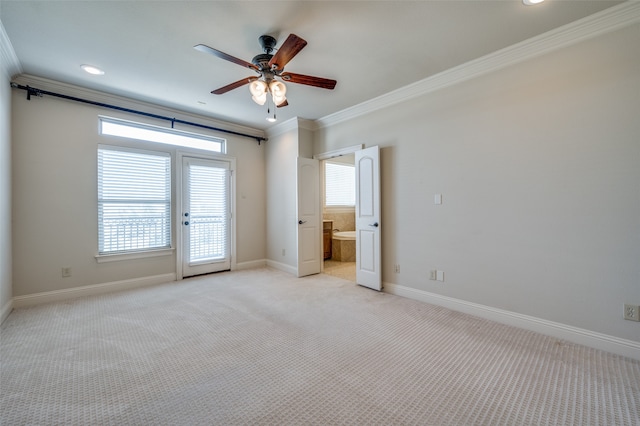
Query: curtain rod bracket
[{"left": 26, "top": 86, "right": 43, "bottom": 101}]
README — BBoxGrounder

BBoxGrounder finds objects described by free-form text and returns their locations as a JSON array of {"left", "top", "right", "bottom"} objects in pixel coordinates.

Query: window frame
[{"left": 99, "top": 116, "right": 226, "bottom": 154}]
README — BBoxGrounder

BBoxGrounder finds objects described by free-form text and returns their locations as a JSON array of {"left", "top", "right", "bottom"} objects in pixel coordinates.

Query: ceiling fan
[{"left": 194, "top": 34, "right": 337, "bottom": 110}]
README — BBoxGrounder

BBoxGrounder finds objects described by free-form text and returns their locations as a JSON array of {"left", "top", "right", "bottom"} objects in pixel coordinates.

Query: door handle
[
  {"left": 298, "top": 220, "right": 307, "bottom": 225},
  {"left": 369, "top": 222, "right": 379, "bottom": 227}
]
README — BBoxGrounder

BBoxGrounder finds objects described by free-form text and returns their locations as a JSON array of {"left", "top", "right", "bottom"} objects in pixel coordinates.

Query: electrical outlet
[
  {"left": 437, "top": 270, "right": 445, "bottom": 282},
  {"left": 394, "top": 264, "right": 400, "bottom": 273},
  {"left": 623, "top": 304, "right": 640, "bottom": 321},
  {"left": 429, "top": 270, "right": 437, "bottom": 280},
  {"left": 61, "top": 267, "right": 72, "bottom": 278},
  {"left": 282, "top": 249, "right": 286, "bottom": 256}
]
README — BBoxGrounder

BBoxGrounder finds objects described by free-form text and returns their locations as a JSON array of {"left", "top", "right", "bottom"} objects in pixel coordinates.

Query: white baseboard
[
  {"left": 384, "top": 282, "right": 640, "bottom": 361},
  {"left": 235, "top": 259, "right": 267, "bottom": 270},
  {"left": 265, "top": 259, "right": 297, "bottom": 276},
  {"left": 12, "top": 273, "right": 177, "bottom": 308},
  {"left": 1, "top": 299, "right": 13, "bottom": 325}
]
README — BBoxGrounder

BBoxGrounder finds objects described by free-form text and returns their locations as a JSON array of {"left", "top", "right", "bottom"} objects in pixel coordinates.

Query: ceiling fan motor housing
[
  {"left": 259, "top": 35, "right": 277, "bottom": 54},
  {"left": 251, "top": 53, "right": 274, "bottom": 71}
]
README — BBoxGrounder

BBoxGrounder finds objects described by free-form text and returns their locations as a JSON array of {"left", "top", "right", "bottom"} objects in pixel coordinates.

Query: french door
[
  {"left": 355, "top": 146, "right": 381, "bottom": 290},
  {"left": 181, "top": 156, "right": 231, "bottom": 277}
]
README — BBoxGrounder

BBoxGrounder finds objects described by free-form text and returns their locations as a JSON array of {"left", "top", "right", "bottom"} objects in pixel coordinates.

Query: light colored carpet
[{"left": 1, "top": 267, "right": 638, "bottom": 425}]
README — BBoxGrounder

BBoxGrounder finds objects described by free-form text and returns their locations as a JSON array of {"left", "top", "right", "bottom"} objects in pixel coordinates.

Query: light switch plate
[{"left": 434, "top": 194, "right": 442, "bottom": 205}]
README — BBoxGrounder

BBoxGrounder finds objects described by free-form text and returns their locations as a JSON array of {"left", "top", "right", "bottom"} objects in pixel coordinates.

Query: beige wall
[
  {"left": 264, "top": 119, "right": 316, "bottom": 272},
  {"left": 0, "top": 46, "right": 12, "bottom": 319},
  {"left": 11, "top": 80, "right": 266, "bottom": 297},
  {"left": 314, "top": 24, "right": 640, "bottom": 342},
  {"left": 265, "top": 125, "right": 299, "bottom": 270}
]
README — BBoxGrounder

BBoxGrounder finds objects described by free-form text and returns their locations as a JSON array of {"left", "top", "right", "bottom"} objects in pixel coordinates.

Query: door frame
[
  {"left": 176, "top": 151, "right": 237, "bottom": 280},
  {"left": 314, "top": 144, "right": 364, "bottom": 273}
]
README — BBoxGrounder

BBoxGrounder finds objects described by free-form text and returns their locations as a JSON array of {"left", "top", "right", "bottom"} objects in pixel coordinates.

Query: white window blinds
[
  {"left": 325, "top": 161, "right": 355, "bottom": 207},
  {"left": 98, "top": 146, "right": 171, "bottom": 254},
  {"left": 188, "top": 163, "right": 229, "bottom": 262}
]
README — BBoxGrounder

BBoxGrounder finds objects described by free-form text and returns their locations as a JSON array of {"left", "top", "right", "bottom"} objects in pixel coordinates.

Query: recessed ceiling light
[
  {"left": 81, "top": 64, "right": 105, "bottom": 75},
  {"left": 523, "top": 0, "right": 544, "bottom": 5}
]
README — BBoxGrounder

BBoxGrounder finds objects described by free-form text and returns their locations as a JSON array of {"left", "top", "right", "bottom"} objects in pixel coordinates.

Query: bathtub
[
  {"left": 332, "top": 231, "right": 356, "bottom": 262},
  {"left": 332, "top": 230, "right": 356, "bottom": 241}
]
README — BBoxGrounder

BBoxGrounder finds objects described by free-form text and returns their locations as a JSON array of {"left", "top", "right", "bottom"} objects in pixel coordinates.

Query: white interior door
[
  {"left": 182, "top": 157, "right": 231, "bottom": 277},
  {"left": 297, "top": 157, "right": 321, "bottom": 277},
  {"left": 355, "top": 146, "right": 381, "bottom": 290}
]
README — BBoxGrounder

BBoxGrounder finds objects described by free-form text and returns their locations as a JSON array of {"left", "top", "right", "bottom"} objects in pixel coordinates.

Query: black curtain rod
[{"left": 9, "top": 82, "right": 267, "bottom": 144}]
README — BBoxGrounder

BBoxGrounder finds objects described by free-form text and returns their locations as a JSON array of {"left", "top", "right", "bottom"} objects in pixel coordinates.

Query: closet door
[{"left": 297, "top": 157, "right": 321, "bottom": 277}]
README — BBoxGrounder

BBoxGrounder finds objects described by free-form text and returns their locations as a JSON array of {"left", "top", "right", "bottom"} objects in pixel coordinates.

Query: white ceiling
[{"left": 1, "top": 0, "right": 622, "bottom": 130}]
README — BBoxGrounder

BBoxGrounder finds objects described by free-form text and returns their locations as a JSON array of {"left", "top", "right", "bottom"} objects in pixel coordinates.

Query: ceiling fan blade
[
  {"left": 211, "top": 77, "right": 257, "bottom": 95},
  {"left": 277, "top": 99, "right": 289, "bottom": 108},
  {"left": 194, "top": 44, "right": 258, "bottom": 71},
  {"left": 280, "top": 72, "right": 337, "bottom": 90},
  {"left": 268, "top": 34, "right": 307, "bottom": 70}
]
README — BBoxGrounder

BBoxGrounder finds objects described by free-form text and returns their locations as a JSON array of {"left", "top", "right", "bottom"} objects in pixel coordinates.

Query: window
[
  {"left": 99, "top": 116, "right": 225, "bottom": 153},
  {"left": 325, "top": 161, "right": 355, "bottom": 207},
  {"left": 98, "top": 146, "right": 171, "bottom": 255}
]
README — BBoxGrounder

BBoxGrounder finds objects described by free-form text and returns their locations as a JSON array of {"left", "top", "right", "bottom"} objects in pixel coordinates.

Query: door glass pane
[{"left": 189, "top": 164, "right": 228, "bottom": 262}]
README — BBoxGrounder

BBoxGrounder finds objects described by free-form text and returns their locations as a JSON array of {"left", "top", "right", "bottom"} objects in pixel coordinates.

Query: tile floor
[{"left": 323, "top": 260, "right": 356, "bottom": 282}]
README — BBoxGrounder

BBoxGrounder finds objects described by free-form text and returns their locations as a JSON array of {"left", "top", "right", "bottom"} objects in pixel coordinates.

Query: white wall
[
  {"left": 314, "top": 24, "right": 640, "bottom": 343},
  {"left": 11, "top": 77, "right": 266, "bottom": 297},
  {"left": 0, "top": 38, "right": 12, "bottom": 320}
]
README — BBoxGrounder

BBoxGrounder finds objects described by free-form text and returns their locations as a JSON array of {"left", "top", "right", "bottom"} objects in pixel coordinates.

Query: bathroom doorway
[{"left": 321, "top": 154, "right": 356, "bottom": 282}]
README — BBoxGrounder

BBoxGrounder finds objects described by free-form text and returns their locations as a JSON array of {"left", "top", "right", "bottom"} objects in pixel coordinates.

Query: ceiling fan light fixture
[
  {"left": 269, "top": 80, "right": 287, "bottom": 105},
  {"left": 249, "top": 80, "right": 268, "bottom": 105},
  {"left": 80, "top": 64, "right": 105, "bottom": 75},
  {"left": 252, "top": 93, "right": 267, "bottom": 105}
]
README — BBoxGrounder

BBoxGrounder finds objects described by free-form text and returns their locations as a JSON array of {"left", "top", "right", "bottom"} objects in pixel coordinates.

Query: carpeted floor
[{"left": 1, "top": 267, "right": 639, "bottom": 425}]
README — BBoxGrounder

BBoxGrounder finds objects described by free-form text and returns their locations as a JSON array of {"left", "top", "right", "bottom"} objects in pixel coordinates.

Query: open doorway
[{"left": 321, "top": 154, "right": 356, "bottom": 282}]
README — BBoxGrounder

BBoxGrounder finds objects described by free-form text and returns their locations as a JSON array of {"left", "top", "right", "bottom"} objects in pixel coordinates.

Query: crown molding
[
  {"left": 265, "top": 117, "right": 300, "bottom": 139},
  {"left": 0, "top": 19, "right": 22, "bottom": 79},
  {"left": 315, "top": 1, "right": 640, "bottom": 129},
  {"left": 10, "top": 74, "right": 266, "bottom": 139},
  {"left": 265, "top": 117, "right": 316, "bottom": 139}
]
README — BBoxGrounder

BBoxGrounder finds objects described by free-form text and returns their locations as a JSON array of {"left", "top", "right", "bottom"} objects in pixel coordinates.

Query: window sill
[
  {"left": 324, "top": 206, "right": 356, "bottom": 214},
  {"left": 95, "top": 248, "right": 175, "bottom": 263}
]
